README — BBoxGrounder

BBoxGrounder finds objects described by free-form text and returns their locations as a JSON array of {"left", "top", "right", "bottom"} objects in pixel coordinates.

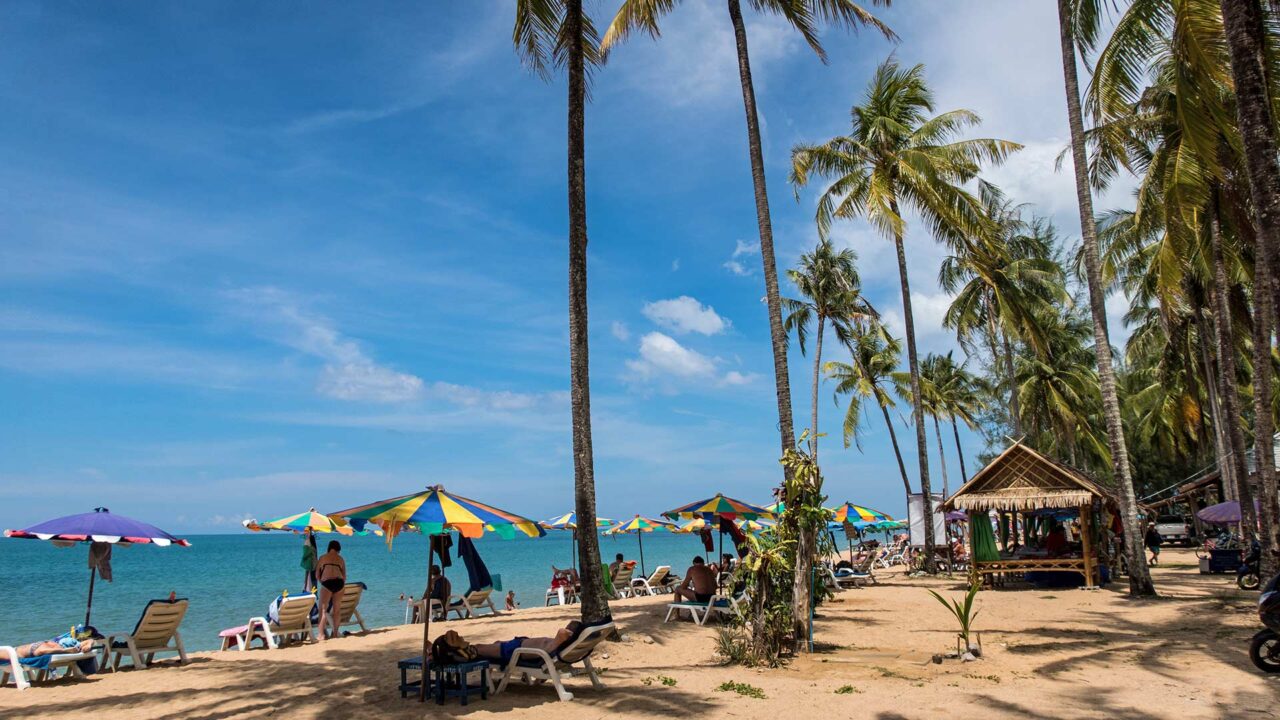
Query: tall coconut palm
[
  {"left": 933, "top": 352, "right": 983, "bottom": 483},
  {"left": 601, "top": 0, "right": 894, "bottom": 650},
  {"left": 783, "top": 239, "right": 875, "bottom": 461},
  {"left": 789, "top": 59, "right": 1019, "bottom": 571},
  {"left": 1055, "top": 0, "right": 1155, "bottom": 595},
  {"left": 512, "top": 0, "right": 611, "bottom": 623},
  {"left": 824, "top": 329, "right": 912, "bottom": 500},
  {"left": 600, "top": 1, "right": 893, "bottom": 468},
  {"left": 1219, "top": 0, "right": 1280, "bottom": 576}
]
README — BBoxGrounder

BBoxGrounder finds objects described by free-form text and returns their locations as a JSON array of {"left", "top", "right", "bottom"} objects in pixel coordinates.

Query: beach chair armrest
[
  {"left": 507, "top": 646, "right": 556, "bottom": 671},
  {"left": 1, "top": 645, "right": 19, "bottom": 670}
]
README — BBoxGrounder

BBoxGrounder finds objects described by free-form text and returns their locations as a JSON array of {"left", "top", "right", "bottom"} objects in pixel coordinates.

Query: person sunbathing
[
  {"left": 473, "top": 620, "right": 582, "bottom": 665},
  {"left": 16, "top": 634, "right": 95, "bottom": 659},
  {"left": 551, "top": 565, "right": 580, "bottom": 587},
  {"left": 672, "top": 556, "right": 717, "bottom": 603}
]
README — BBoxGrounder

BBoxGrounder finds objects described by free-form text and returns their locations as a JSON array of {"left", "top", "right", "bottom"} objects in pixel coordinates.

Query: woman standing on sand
[
  {"left": 301, "top": 530, "right": 318, "bottom": 592},
  {"left": 315, "top": 540, "right": 347, "bottom": 641}
]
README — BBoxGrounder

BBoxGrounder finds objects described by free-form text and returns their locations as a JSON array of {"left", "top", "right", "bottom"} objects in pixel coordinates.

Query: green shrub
[{"left": 716, "top": 681, "right": 766, "bottom": 699}]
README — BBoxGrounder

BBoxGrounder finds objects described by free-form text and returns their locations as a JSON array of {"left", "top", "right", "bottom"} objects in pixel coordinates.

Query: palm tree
[
  {"left": 783, "top": 239, "right": 875, "bottom": 461},
  {"left": 1219, "top": 0, "right": 1280, "bottom": 576},
  {"left": 824, "top": 329, "right": 912, "bottom": 501},
  {"left": 601, "top": 0, "right": 894, "bottom": 480},
  {"left": 601, "top": 0, "right": 894, "bottom": 650},
  {"left": 934, "top": 352, "right": 983, "bottom": 483},
  {"left": 789, "top": 59, "right": 1019, "bottom": 570},
  {"left": 512, "top": 0, "right": 611, "bottom": 624},
  {"left": 1055, "top": 0, "right": 1155, "bottom": 595}
]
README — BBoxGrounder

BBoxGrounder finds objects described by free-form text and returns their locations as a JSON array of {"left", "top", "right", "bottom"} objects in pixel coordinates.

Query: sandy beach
[{"left": 2, "top": 548, "right": 1276, "bottom": 719}]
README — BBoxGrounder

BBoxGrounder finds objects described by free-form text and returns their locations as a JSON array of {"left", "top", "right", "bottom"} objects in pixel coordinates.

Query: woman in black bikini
[{"left": 315, "top": 540, "right": 347, "bottom": 641}]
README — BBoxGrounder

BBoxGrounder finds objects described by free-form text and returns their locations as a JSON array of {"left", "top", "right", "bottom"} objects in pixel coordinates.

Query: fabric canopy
[{"left": 969, "top": 511, "right": 1000, "bottom": 562}]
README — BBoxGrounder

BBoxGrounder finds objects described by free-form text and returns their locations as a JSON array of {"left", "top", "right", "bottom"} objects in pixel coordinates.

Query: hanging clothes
[
  {"left": 697, "top": 527, "right": 714, "bottom": 553},
  {"left": 89, "top": 542, "right": 113, "bottom": 582},
  {"left": 456, "top": 535, "right": 493, "bottom": 593},
  {"left": 720, "top": 518, "right": 749, "bottom": 556},
  {"left": 431, "top": 534, "right": 454, "bottom": 567}
]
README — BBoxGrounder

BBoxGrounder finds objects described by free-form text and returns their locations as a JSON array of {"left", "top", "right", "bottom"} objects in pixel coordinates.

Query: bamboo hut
[{"left": 941, "top": 441, "right": 1117, "bottom": 589}]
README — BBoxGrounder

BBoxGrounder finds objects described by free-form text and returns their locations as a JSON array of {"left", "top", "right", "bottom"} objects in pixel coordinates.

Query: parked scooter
[
  {"left": 1249, "top": 571, "right": 1280, "bottom": 673},
  {"left": 1238, "top": 541, "right": 1262, "bottom": 591}
]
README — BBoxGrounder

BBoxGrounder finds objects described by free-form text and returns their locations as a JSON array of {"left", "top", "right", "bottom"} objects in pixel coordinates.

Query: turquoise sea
[{"left": 0, "top": 531, "right": 712, "bottom": 651}]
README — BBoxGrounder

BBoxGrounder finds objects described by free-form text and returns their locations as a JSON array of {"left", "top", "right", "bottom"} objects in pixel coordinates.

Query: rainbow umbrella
[
  {"left": 831, "top": 502, "right": 893, "bottom": 524},
  {"left": 540, "top": 512, "right": 615, "bottom": 569},
  {"left": 673, "top": 517, "right": 708, "bottom": 534},
  {"left": 604, "top": 515, "right": 676, "bottom": 577},
  {"left": 331, "top": 486, "right": 543, "bottom": 702},
  {"left": 737, "top": 518, "right": 775, "bottom": 533},
  {"left": 242, "top": 508, "right": 355, "bottom": 535},
  {"left": 663, "top": 494, "right": 776, "bottom": 522}
]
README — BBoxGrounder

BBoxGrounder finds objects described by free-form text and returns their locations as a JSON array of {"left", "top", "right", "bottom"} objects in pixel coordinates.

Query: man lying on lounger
[
  {"left": 14, "top": 628, "right": 97, "bottom": 660},
  {"left": 474, "top": 620, "right": 583, "bottom": 666},
  {"left": 672, "top": 556, "right": 717, "bottom": 603}
]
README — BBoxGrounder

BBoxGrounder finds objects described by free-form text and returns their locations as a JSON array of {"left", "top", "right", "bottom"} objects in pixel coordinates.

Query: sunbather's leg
[
  {"left": 16, "top": 638, "right": 93, "bottom": 659},
  {"left": 672, "top": 587, "right": 697, "bottom": 602},
  {"left": 317, "top": 587, "right": 333, "bottom": 641},
  {"left": 328, "top": 586, "right": 344, "bottom": 638}
]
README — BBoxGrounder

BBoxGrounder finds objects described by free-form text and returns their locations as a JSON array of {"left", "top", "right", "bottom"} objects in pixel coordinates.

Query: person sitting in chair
[{"left": 672, "top": 556, "right": 717, "bottom": 603}]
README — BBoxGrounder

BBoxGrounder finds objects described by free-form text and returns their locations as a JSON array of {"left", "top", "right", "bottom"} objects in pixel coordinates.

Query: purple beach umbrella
[
  {"left": 5, "top": 507, "right": 189, "bottom": 625},
  {"left": 1195, "top": 500, "right": 1256, "bottom": 526}
]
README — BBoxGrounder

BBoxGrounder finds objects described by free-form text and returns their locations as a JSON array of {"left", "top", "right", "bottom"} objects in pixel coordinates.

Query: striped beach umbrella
[
  {"left": 663, "top": 494, "right": 776, "bottom": 522},
  {"left": 540, "top": 512, "right": 615, "bottom": 569},
  {"left": 331, "top": 486, "right": 543, "bottom": 703},
  {"left": 673, "top": 517, "right": 708, "bottom": 534},
  {"left": 736, "top": 518, "right": 775, "bottom": 533},
  {"left": 243, "top": 508, "right": 355, "bottom": 535},
  {"left": 831, "top": 502, "right": 893, "bottom": 524},
  {"left": 603, "top": 515, "right": 676, "bottom": 577}
]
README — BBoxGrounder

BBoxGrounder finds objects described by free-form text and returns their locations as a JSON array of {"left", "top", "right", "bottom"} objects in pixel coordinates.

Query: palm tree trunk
[
  {"left": 1000, "top": 328, "right": 1022, "bottom": 437},
  {"left": 565, "top": 0, "right": 609, "bottom": 625},
  {"left": 726, "top": 0, "right": 795, "bottom": 466},
  {"left": 1220, "top": 0, "right": 1280, "bottom": 580},
  {"left": 889, "top": 204, "right": 936, "bottom": 571},
  {"left": 1197, "top": 311, "right": 1235, "bottom": 501},
  {"left": 933, "top": 415, "right": 950, "bottom": 500},
  {"left": 1056, "top": 0, "right": 1154, "bottom": 596},
  {"left": 951, "top": 418, "right": 968, "bottom": 483},
  {"left": 879, "top": 400, "right": 912, "bottom": 500},
  {"left": 1208, "top": 197, "right": 1256, "bottom": 531},
  {"left": 811, "top": 315, "right": 825, "bottom": 460}
]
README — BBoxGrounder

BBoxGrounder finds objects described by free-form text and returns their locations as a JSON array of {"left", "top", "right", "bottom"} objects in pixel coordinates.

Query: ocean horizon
[{"left": 0, "top": 530, "right": 720, "bottom": 652}]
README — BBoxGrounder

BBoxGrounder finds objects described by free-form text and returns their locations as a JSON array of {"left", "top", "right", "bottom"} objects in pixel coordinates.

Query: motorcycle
[
  {"left": 1238, "top": 541, "right": 1262, "bottom": 591},
  {"left": 1249, "top": 571, "right": 1280, "bottom": 673}
]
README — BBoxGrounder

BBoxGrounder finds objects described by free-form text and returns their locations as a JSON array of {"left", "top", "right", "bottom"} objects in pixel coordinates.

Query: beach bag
[{"left": 431, "top": 630, "right": 478, "bottom": 665}]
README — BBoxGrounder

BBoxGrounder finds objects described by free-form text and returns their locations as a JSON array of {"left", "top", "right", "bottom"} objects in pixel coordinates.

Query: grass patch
[
  {"left": 871, "top": 665, "right": 911, "bottom": 680},
  {"left": 834, "top": 684, "right": 862, "bottom": 695},
  {"left": 658, "top": 675, "right": 677, "bottom": 687},
  {"left": 964, "top": 673, "right": 1001, "bottom": 684},
  {"left": 716, "top": 681, "right": 767, "bottom": 699}
]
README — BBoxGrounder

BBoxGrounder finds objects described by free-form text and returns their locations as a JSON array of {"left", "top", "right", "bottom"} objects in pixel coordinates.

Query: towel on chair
[{"left": 89, "top": 542, "right": 113, "bottom": 582}]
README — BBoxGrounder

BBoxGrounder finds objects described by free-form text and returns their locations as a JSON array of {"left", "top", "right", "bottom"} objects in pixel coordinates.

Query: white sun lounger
[
  {"left": 610, "top": 564, "right": 636, "bottom": 599},
  {"left": 1, "top": 644, "right": 100, "bottom": 691},
  {"left": 244, "top": 594, "right": 317, "bottom": 650},
  {"left": 105, "top": 598, "right": 190, "bottom": 671},
  {"left": 664, "top": 592, "right": 748, "bottom": 625},
  {"left": 447, "top": 588, "right": 500, "bottom": 619},
  {"left": 333, "top": 583, "right": 368, "bottom": 635},
  {"left": 631, "top": 566, "right": 672, "bottom": 596},
  {"left": 493, "top": 621, "right": 613, "bottom": 702}
]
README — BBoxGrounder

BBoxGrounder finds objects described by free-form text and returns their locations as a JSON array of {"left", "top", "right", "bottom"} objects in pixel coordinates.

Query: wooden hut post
[{"left": 1080, "top": 503, "right": 1096, "bottom": 588}]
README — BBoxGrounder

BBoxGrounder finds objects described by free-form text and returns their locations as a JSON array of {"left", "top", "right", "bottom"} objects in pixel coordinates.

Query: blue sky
[{"left": 0, "top": 1, "right": 1135, "bottom": 533}]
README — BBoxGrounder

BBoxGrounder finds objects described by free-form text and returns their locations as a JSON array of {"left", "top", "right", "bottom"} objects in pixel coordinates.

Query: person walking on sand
[
  {"left": 315, "top": 540, "right": 347, "bottom": 641},
  {"left": 1144, "top": 523, "right": 1162, "bottom": 566}
]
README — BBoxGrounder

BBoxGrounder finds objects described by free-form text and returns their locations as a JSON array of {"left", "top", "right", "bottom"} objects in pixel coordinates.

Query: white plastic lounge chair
[
  {"left": 333, "top": 583, "right": 368, "bottom": 635},
  {"left": 447, "top": 588, "right": 499, "bottom": 619},
  {"left": 1, "top": 643, "right": 100, "bottom": 690},
  {"left": 493, "top": 621, "right": 613, "bottom": 702},
  {"left": 630, "top": 566, "right": 671, "bottom": 596},
  {"left": 664, "top": 592, "right": 748, "bottom": 625},
  {"left": 105, "top": 598, "right": 189, "bottom": 671},
  {"left": 244, "top": 594, "right": 317, "bottom": 650},
  {"left": 610, "top": 564, "right": 636, "bottom": 599},
  {"left": 834, "top": 554, "right": 878, "bottom": 587},
  {"left": 545, "top": 584, "right": 578, "bottom": 606}
]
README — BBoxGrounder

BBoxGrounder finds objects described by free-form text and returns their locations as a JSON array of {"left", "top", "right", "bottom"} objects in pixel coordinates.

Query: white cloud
[
  {"left": 879, "top": 291, "right": 959, "bottom": 355},
  {"left": 624, "top": 332, "right": 756, "bottom": 389},
  {"left": 723, "top": 239, "right": 760, "bottom": 276},
  {"left": 226, "top": 286, "right": 424, "bottom": 403},
  {"left": 672, "top": 259, "right": 681, "bottom": 271},
  {"left": 642, "top": 296, "right": 729, "bottom": 335},
  {"left": 611, "top": 321, "right": 631, "bottom": 342}
]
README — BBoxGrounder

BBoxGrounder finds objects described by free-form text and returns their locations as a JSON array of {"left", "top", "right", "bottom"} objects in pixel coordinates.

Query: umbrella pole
[
  {"left": 717, "top": 529, "right": 723, "bottom": 594},
  {"left": 637, "top": 533, "right": 646, "bottom": 579},
  {"left": 420, "top": 537, "right": 436, "bottom": 702},
  {"left": 85, "top": 563, "right": 97, "bottom": 627}
]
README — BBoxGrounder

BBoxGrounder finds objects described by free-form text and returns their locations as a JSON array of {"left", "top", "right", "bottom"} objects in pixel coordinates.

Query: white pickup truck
[{"left": 1154, "top": 514, "right": 1194, "bottom": 546}]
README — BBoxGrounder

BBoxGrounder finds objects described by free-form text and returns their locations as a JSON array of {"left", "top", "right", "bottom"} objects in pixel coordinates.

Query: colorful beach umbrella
[
  {"left": 5, "top": 507, "right": 189, "bottom": 625},
  {"left": 604, "top": 515, "right": 676, "bottom": 577},
  {"left": 831, "top": 502, "right": 893, "bottom": 524},
  {"left": 540, "top": 512, "right": 614, "bottom": 569},
  {"left": 673, "top": 517, "right": 708, "bottom": 534},
  {"left": 736, "top": 518, "right": 775, "bottom": 533},
  {"left": 331, "top": 486, "right": 543, "bottom": 703},
  {"left": 242, "top": 508, "right": 356, "bottom": 535},
  {"left": 663, "top": 494, "right": 777, "bottom": 522}
]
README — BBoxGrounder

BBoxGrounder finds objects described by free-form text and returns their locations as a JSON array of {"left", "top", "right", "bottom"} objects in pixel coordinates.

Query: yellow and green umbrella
[
  {"left": 604, "top": 515, "right": 676, "bottom": 577},
  {"left": 737, "top": 518, "right": 775, "bottom": 533},
  {"left": 242, "top": 508, "right": 355, "bottom": 535},
  {"left": 540, "top": 512, "right": 615, "bottom": 569},
  {"left": 331, "top": 486, "right": 543, "bottom": 702},
  {"left": 673, "top": 517, "right": 708, "bottom": 534}
]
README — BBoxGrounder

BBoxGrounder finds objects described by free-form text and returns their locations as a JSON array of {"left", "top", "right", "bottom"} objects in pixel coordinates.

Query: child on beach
[{"left": 505, "top": 590, "right": 518, "bottom": 611}]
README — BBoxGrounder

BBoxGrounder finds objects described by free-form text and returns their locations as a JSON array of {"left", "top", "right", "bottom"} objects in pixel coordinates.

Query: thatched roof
[{"left": 941, "top": 441, "right": 1115, "bottom": 512}]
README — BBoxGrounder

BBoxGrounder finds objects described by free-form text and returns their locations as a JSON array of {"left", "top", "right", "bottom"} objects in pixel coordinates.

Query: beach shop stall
[{"left": 941, "top": 442, "right": 1117, "bottom": 589}]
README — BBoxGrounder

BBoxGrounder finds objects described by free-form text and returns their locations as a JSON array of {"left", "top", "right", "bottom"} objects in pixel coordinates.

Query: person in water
[
  {"left": 672, "top": 556, "right": 717, "bottom": 603},
  {"left": 315, "top": 540, "right": 347, "bottom": 641},
  {"left": 474, "top": 621, "right": 581, "bottom": 665}
]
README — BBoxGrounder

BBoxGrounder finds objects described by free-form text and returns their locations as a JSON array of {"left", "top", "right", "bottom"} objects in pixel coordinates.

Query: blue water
[{"left": 0, "top": 531, "right": 712, "bottom": 651}]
